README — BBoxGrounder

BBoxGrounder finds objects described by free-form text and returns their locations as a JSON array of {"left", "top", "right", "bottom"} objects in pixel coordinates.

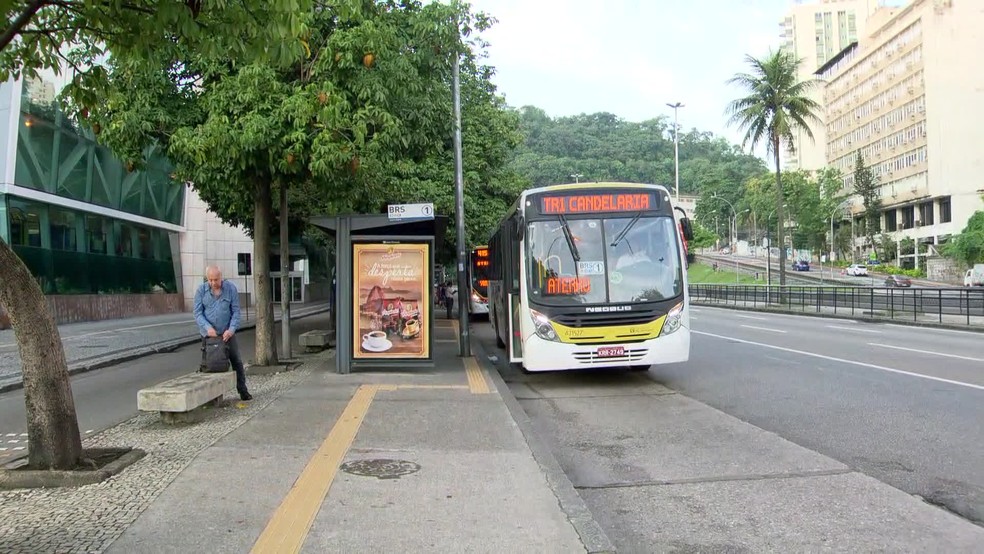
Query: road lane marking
[
  {"left": 251, "top": 384, "right": 378, "bottom": 554},
  {"left": 465, "top": 357, "right": 491, "bottom": 394},
  {"left": 868, "top": 343, "right": 984, "bottom": 362},
  {"left": 735, "top": 314, "right": 768, "bottom": 321},
  {"left": 883, "top": 324, "right": 983, "bottom": 337},
  {"left": 827, "top": 325, "right": 881, "bottom": 333},
  {"left": 694, "top": 331, "right": 984, "bottom": 391},
  {"left": 740, "top": 325, "right": 787, "bottom": 334}
]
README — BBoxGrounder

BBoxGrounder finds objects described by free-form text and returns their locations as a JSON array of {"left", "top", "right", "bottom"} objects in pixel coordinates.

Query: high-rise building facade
[
  {"left": 780, "top": 0, "right": 881, "bottom": 171},
  {"left": 817, "top": 0, "right": 984, "bottom": 267}
]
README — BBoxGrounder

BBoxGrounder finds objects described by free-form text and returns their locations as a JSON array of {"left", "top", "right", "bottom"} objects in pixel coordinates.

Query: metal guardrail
[{"left": 689, "top": 284, "right": 984, "bottom": 328}]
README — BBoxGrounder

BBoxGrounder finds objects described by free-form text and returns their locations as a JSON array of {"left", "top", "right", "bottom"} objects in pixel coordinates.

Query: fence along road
[{"left": 690, "top": 284, "right": 984, "bottom": 328}]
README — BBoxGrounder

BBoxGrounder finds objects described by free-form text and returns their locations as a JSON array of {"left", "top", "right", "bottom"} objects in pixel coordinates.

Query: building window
[
  {"left": 884, "top": 210, "right": 897, "bottom": 232},
  {"left": 49, "top": 207, "right": 77, "bottom": 251},
  {"left": 86, "top": 214, "right": 108, "bottom": 254},
  {"left": 901, "top": 206, "right": 915, "bottom": 229},
  {"left": 117, "top": 223, "right": 134, "bottom": 257},
  {"left": 7, "top": 199, "right": 42, "bottom": 247},
  {"left": 939, "top": 197, "right": 951, "bottom": 223},
  {"left": 918, "top": 202, "right": 934, "bottom": 226}
]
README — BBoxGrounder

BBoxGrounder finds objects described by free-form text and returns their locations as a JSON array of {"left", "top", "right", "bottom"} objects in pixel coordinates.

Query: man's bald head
[{"left": 205, "top": 265, "right": 223, "bottom": 289}]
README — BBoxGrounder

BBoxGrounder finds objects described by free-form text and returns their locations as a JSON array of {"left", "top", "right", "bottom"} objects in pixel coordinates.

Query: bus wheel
[{"left": 629, "top": 365, "right": 650, "bottom": 372}]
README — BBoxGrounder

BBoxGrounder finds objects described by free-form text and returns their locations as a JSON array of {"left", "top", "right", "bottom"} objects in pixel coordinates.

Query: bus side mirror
[
  {"left": 513, "top": 215, "right": 525, "bottom": 240},
  {"left": 680, "top": 217, "right": 694, "bottom": 241},
  {"left": 687, "top": 252, "right": 696, "bottom": 264}
]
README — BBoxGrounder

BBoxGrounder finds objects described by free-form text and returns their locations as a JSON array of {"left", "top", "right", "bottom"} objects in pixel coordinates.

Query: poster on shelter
[{"left": 353, "top": 243, "right": 430, "bottom": 359}]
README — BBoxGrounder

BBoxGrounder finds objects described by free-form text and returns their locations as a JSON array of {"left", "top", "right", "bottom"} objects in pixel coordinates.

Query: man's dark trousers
[{"left": 200, "top": 335, "right": 249, "bottom": 397}]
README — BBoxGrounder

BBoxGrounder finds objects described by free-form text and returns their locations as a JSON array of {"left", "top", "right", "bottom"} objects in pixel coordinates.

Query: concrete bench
[
  {"left": 138, "top": 372, "right": 236, "bottom": 424},
  {"left": 299, "top": 329, "right": 335, "bottom": 352}
]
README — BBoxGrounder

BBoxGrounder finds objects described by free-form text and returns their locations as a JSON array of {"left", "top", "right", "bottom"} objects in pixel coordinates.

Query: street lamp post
[
  {"left": 666, "top": 102, "right": 684, "bottom": 203},
  {"left": 765, "top": 204, "right": 787, "bottom": 304},
  {"left": 570, "top": 173, "right": 583, "bottom": 184},
  {"left": 712, "top": 195, "right": 740, "bottom": 281}
]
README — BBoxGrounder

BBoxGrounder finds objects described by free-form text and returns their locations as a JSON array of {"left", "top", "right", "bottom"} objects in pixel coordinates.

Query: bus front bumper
[{"left": 521, "top": 328, "right": 690, "bottom": 372}]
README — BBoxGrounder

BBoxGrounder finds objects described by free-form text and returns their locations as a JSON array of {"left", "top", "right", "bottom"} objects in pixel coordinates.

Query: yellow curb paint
[
  {"left": 465, "top": 357, "right": 491, "bottom": 394},
  {"left": 395, "top": 384, "right": 469, "bottom": 390},
  {"left": 251, "top": 384, "right": 378, "bottom": 554}
]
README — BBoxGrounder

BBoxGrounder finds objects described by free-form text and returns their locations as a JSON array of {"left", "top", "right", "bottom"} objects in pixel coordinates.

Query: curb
[
  {"left": 472, "top": 340, "right": 617, "bottom": 554},
  {"left": 0, "top": 308, "right": 331, "bottom": 395},
  {"left": 691, "top": 301, "right": 984, "bottom": 333}
]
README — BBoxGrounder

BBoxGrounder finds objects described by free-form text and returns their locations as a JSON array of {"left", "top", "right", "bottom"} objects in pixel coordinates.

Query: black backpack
[{"left": 202, "top": 337, "right": 230, "bottom": 372}]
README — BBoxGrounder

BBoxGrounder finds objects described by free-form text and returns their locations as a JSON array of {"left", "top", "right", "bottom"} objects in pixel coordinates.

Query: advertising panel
[{"left": 353, "top": 243, "right": 430, "bottom": 359}]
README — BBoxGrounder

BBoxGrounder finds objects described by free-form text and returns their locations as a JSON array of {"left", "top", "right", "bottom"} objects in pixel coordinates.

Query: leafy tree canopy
[
  {"left": 944, "top": 207, "right": 984, "bottom": 267},
  {"left": 507, "top": 107, "right": 767, "bottom": 194}
]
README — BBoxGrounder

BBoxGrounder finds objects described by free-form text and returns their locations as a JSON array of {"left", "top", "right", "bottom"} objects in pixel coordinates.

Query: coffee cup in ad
[{"left": 363, "top": 330, "right": 387, "bottom": 348}]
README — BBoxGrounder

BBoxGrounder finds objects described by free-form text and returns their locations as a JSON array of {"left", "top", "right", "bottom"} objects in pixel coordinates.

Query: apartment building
[
  {"left": 780, "top": 0, "right": 881, "bottom": 171},
  {"left": 817, "top": 0, "right": 984, "bottom": 267}
]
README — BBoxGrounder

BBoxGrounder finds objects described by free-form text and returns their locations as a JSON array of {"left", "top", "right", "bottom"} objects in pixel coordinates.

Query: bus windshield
[{"left": 527, "top": 215, "right": 683, "bottom": 305}]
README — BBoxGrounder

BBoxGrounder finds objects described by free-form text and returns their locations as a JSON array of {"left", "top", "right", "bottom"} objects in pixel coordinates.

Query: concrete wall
[{"left": 0, "top": 293, "right": 183, "bottom": 328}]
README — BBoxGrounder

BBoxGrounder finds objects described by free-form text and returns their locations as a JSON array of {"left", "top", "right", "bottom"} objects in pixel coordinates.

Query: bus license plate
[{"left": 597, "top": 346, "right": 624, "bottom": 358}]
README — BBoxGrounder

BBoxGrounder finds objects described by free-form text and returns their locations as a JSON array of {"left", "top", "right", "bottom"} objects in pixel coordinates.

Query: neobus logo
[{"left": 585, "top": 306, "right": 633, "bottom": 313}]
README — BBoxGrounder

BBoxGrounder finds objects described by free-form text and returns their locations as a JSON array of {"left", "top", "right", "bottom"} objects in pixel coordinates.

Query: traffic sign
[{"left": 387, "top": 203, "right": 434, "bottom": 221}]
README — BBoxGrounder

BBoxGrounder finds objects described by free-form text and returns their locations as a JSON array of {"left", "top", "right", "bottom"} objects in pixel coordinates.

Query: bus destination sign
[{"left": 539, "top": 192, "right": 656, "bottom": 215}]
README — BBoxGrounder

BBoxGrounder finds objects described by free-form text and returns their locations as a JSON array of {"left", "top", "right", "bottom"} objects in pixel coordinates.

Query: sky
[{"left": 464, "top": 0, "right": 797, "bottom": 158}]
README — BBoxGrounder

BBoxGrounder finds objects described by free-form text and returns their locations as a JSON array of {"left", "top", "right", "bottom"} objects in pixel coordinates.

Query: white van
[{"left": 964, "top": 264, "right": 984, "bottom": 286}]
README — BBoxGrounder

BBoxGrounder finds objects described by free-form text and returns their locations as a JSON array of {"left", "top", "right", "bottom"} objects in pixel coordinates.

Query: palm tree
[{"left": 726, "top": 49, "right": 821, "bottom": 286}]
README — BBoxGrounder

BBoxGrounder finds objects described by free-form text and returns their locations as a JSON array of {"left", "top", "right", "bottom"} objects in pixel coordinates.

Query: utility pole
[
  {"left": 452, "top": 52, "right": 470, "bottom": 357},
  {"left": 666, "top": 102, "right": 684, "bottom": 202}
]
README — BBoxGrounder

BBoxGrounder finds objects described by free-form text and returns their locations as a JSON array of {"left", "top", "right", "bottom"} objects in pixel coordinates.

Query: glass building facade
[{"left": 0, "top": 77, "right": 184, "bottom": 295}]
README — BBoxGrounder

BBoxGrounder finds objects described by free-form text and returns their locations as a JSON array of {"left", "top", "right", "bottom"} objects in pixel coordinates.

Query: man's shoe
[{"left": 240, "top": 392, "right": 253, "bottom": 401}]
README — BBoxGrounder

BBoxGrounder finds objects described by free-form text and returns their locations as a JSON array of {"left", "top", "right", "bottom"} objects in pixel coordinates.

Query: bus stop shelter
[{"left": 309, "top": 212, "right": 449, "bottom": 374}]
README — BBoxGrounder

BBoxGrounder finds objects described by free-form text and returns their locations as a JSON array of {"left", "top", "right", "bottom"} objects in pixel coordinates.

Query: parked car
[
  {"left": 965, "top": 264, "right": 984, "bottom": 286},
  {"left": 846, "top": 264, "right": 868, "bottom": 276},
  {"left": 792, "top": 260, "right": 810, "bottom": 271},
  {"left": 884, "top": 274, "right": 911, "bottom": 287}
]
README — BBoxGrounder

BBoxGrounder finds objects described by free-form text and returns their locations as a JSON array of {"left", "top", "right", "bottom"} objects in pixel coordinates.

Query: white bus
[
  {"left": 487, "top": 182, "right": 694, "bottom": 372},
  {"left": 468, "top": 246, "right": 491, "bottom": 315}
]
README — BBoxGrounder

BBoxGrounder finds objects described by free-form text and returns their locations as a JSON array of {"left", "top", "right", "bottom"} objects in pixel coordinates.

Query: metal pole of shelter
[{"left": 452, "top": 52, "right": 470, "bottom": 357}]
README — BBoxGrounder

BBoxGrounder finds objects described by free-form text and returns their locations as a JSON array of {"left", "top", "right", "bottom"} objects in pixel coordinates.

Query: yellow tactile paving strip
[{"left": 251, "top": 354, "right": 493, "bottom": 553}]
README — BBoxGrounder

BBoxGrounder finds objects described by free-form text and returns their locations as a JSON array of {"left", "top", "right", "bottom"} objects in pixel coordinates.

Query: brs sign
[{"left": 540, "top": 193, "right": 654, "bottom": 215}]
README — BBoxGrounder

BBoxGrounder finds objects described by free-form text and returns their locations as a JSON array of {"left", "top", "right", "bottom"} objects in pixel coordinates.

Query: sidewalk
[
  {"left": 0, "top": 302, "right": 330, "bottom": 393},
  {"left": 0, "top": 313, "right": 609, "bottom": 553}
]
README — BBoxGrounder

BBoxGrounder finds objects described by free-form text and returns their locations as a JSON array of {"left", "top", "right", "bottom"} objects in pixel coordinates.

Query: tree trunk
[
  {"left": 0, "top": 239, "right": 82, "bottom": 470},
  {"left": 867, "top": 216, "right": 880, "bottom": 262},
  {"left": 253, "top": 178, "right": 278, "bottom": 366},
  {"left": 773, "top": 137, "right": 787, "bottom": 287},
  {"left": 279, "top": 182, "right": 292, "bottom": 360}
]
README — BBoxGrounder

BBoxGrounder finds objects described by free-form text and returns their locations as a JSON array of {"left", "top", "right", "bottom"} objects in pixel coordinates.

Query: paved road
[
  {"left": 680, "top": 306, "right": 984, "bottom": 520},
  {"left": 0, "top": 304, "right": 327, "bottom": 386},
  {"left": 700, "top": 252, "right": 957, "bottom": 288},
  {"left": 473, "top": 309, "right": 984, "bottom": 550},
  {"left": 0, "top": 311, "right": 334, "bottom": 465}
]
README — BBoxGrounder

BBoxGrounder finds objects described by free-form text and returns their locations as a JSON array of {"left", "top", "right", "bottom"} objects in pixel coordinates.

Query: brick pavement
[{"left": 0, "top": 361, "right": 311, "bottom": 553}]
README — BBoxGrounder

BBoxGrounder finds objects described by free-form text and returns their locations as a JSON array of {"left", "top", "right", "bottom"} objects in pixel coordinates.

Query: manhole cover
[{"left": 340, "top": 459, "right": 421, "bottom": 480}]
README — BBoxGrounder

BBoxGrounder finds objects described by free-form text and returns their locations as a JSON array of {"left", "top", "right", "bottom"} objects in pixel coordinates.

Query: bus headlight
[
  {"left": 660, "top": 302, "right": 685, "bottom": 336},
  {"left": 529, "top": 309, "right": 560, "bottom": 342}
]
